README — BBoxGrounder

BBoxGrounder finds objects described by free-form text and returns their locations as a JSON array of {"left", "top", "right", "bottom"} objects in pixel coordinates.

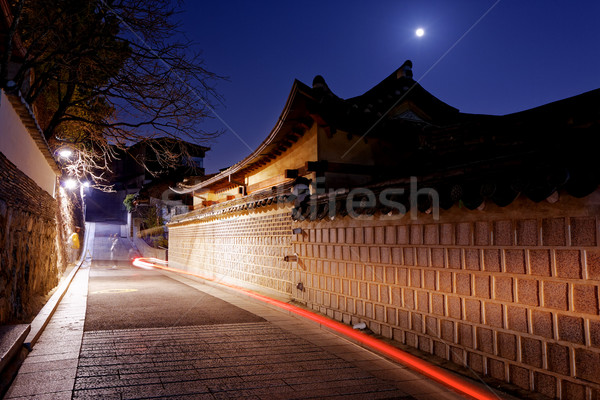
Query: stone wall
[
  {"left": 169, "top": 205, "right": 293, "bottom": 297},
  {"left": 290, "top": 193, "right": 600, "bottom": 399},
  {"left": 0, "top": 152, "right": 64, "bottom": 324}
]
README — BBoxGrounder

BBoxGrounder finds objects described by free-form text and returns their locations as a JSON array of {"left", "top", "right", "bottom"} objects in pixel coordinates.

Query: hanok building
[{"left": 169, "top": 61, "right": 600, "bottom": 399}]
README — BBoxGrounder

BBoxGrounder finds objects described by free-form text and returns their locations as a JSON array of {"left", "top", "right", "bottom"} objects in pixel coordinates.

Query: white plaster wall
[{"left": 0, "top": 90, "right": 57, "bottom": 197}]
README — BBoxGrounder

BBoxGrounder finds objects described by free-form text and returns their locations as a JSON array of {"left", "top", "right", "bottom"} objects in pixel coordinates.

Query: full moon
[{"left": 415, "top": 28, "right": 425, "bottom": 37}]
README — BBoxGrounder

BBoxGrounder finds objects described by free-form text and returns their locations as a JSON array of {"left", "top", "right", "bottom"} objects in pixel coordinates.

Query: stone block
[
  {"left": 398, "top": 309, "right": 409, "bottom": 329},
  {"left": 384, "top": 226, "right": 396, "bottom": 244},
  {"left": 556, "top": 250, "right": 582, "bottom": 279},
  {"left": 542, "top": 217, "right": 566, "bottom": 246},
  {"left": 438, "top": 271, "right": 452, "bottom": 293},
  {"left": 455, "top": 273, "right": 471, "bottom": 295},
  {"left": 391, "top": 247, "right": 402, "bottom": 265},
  {"left": 410, "top": 268, "right": 422, "bottom": 288},
  {"left": 425, "top": 316, "right": 438, "bottom": 336},
  {"left": 386, "top": 306, "right": 397, "bottom": 325},
  {"left": 431, "top": 248, "right": 445, "bottom": 268},
  {"left": 488, "top": 358, "right": 506, "bottom": 381},
  {"left": 529, "top": 249, "right": 551, "bottom": 276},
  {"left": 403, "top": 288, "right": 415, "bottom": 310},
  {"left": 465, "top": 249, "right": 480, "bottom": 271},
  {"left": 416, "top": 247, "right": 428, "bottom": 267},
  {"left": 380, "top": 285, "right": 389, "bottom": 304},
  {"left": 573, "top": 284, "right": 599, "bottom": 314},
  {"left": 543, "top": 281, "right": 568, "bottom": 310},
  {"left": 474, "top": 221, "right": 490, "bottom": 246},
  {"left": 398, "top": 268, "right": 408, "bottom": 286},
  {"left": 424, "top": 224, "right": 439, "bottom": 245},
  {"left": 447, "top": 296, "right": 461, "bottom": 319},
  {"left": 547, "top": 342, "right": 570, "bottom": 375},
  {"left": 506, "top": 306, "right": 528, "bottom": 333},
  {"left": 484, "top": 302, "right": 503, "bottom": 328},
  {"left": 380, "top": 246, "right": 390, "bottom": 264},
  {"left": 397, "top": 225, "right": 408, "bottom": 244},
  {"left": 516, "top": 219, "right": 538, "bottom": 246},
  {"left": 534, "top": 372, "right": 557, "bottom": 400},
  {"left": 450, "top": 346, "right": 465, "bottom": 365},
  {"left": 404, "top": 248, "right": 415, "bottom": 266},
  {"left": 440, "top": 223, "right": 454, "bottom": 245},
  {"left": 531, "top": 310, "right": 554, "bottom": 338},
  {"left": 494, "top": 276, "right": 513, "bottom": 302},
  {"left": 458, "top": 323, "right": 474, "bottom": 348},
  {"left": 494, "top": 220, "right": 513, "bottom": 246},
  {"left": 590, "top": 320, "right": 600, "bottom": 348},
  {"left": 410, "top": 224, "right": 423, "bottom": 244},
  {"left": 456, "top": 222, "right": 472, "bottom": 246},
  {"left": 476, "top": 327, "right": 494, "bottom": 354},
  {"left": 416, "top": 290, "right": 428, "bottom": 312},
  {"left": 505, "top": 249, "right": 526, "bottom": 274},
  {"left": 516, "top": 278, "right": 539, "bottom": 306},
  {"left": 474, "top": 275, "right": 491, "bottom": 299},
  {"left": 406, "top": 332, "right": 417, "bottom": 348},
  {"left": 431, "top": 293, "right": 444, "bottom": 316},
  {"left": 434, "top": 341, "right": 448, "bottom": 359},
  {"left": 575, "top": 348, "right": 600, "bottom": 384},
  {"left": 374, "top": 226, "right": 384, "bottom": 244},
  {"left": 587, "top": 250, "right": 600, "bottom": 280},
  {"left": 336, "top": 227, "right": 344, "bottom": 243},
  {"left": 464, "top": 299, "right": 481, "bottom": 323},
  {"left": 571, "top": 217, "right": 597, "bottom": 247},
  {"left": 448, "top": 248, "right": 462, "bottom": 269},
  {"left": 509, "top": 364, "right": 530, "bottom": 390},
  {"left": 422, "top": 270, "right": 435, "bottom": 290},
  {"left": 483, "top": 249, "right": 502, "bottom": 272},
  {"left": 521, "top": 337, "right": 543, "bottom": 368},
  {"left": 497, "top": 332, "right": 517, "bottom": 360},
  {"left": 558, "top": 314, "right": 585, "bottom": 344},
  {"left": 364, "top": 226, "right": 374, "bottom": 244},
  {"left": 469, "top": 352, "right": 484, "bottom": 373},
  {"left": 440, "top": 320, "right": 454, "bottom": 342},
  {"left": 562, "top": 380, "right": 586, "bottom": 400}
]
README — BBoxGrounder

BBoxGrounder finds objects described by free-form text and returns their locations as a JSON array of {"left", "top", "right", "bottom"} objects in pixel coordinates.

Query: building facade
[{"left": 168, "top": 61, "right": 600, "bottom": 399}]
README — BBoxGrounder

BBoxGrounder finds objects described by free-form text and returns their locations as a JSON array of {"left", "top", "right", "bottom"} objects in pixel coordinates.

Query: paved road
[{"left": 6, "top": 222, "right": 485, "bottom": 399}]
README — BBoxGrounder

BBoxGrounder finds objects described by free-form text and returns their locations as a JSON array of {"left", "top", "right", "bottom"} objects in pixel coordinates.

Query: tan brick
[
  {"left": 438, "top": 271, "right": 452, "bottom": 293},
  {"left": 558, "top": 314, "right": 585, "bottom": 344},
  {"left": 531, "top": 310, "right": 553, "bottom": 338},
  {"left": 455, "top": 273, "right": 471, "bottom": 295},
  {"left": 497, "top": 332, "right": 517, "bottom": 360},
  {"left": 424, "top": 224, "right": 439, "bottom": 245},
  {"left": 391, "top": 247, "right": 402, "bottom": 264},
  {"left": 571, "top": 217, "right": 597, "bottom": 247},
  {"left": 494, "top": 220, "right": 513, "bottom": 246},
  {"left": 483, "top": 249, "right": 501, "bottom": 272},
  {"left": 484, "top": 302, "right": 503, "bottom": 328},
  {"left": 404, "top": 248, "right": 415, "bottom": 266},
  {"left": 506, "top": 306, "right": 528, "bottom": 333},
  {"left": 474, "top": 275, "right": 491, "bottom": 299},
  {"left": 488, "top": 358, "right": 506, "bottom": 381},
  {"left": 509, "top": 364, "right": 530, "bottom": 391},
  {"left": 440, "top": 319, "right": 454, "bottom": 342},
  {"left": 547, "top": 342, "right": 570, "bottom": 375},
  {"left": 494, "top": 276, "right": 513, "bottom": 301},
  {"left": 450, "top": 346, "right": 465, "bottom": 365},
  {"left": 431, "top": 248, "right": 445, "bottom": 268},
  {"left": 534, "top": 372, "right": 557, "bottom": 400},
  {"left": 411, "top": 312, "right": 423, "bottom": 332},
  {"left": 469, "top": 352, "right": 484, "bottom": 373},
  {"left": 397, "top": 225, "right": 408, "bottom": 244},
  {"left": 562, "top": 380, "right": 586, "bottom": 400},
  {"left": 465, "top": 249, "right": 480, "bottom": 271},
  {"left": 384, "top": 225, "right": 396, "bottom": 244},
  {"left": 542, "top": 217, "right": 566, "bottom": 246},
  {"left": 474, "top": 221, "right": 490, "bottom": 246},
  {"left": 456, "top": 222, "right": 472, "bottom": 245},
  {"left": 363, "top": 226, "right": 373, "bottom": 244},
  {"left": 440, "top": 223, "right": 454, "bottom": 245},
  {"left": 587, "top": 250, "right": 600, "bottom": 280},
  {"left": 447, "top": 296, "right": 461, "bottom": 319},
  {"left": 505, "top": 249, "right": 526, "bottom": 274},
  {"left": 410, "top": 225, "right": 423, "bottom": 245},
  {"left": 416, "top": 247, "right": 428, "bottom": 267},
  {"left": 458, "top": 323, "right": 474, "bottom": 348},
  {"left": 556, "top": 250, "right": 582, "bottom": 279},
  {"left": 543, "top": 281, "right": 568, "bottom": 310},
  {"left": 403, "top": 288, "right": 415, "bottom": 309},
  {"left": 516, "top": 278, "right": 539, "bottom": 306},
  {"left": 398, "top": 309, "right": 409, "bottom": 328},
  {"left": 398, "top": 268, "right": 408, "bottom": 286},
  {"left": 448, "top": 248, "right": 462, "bottom": 269},
  {"left": 464, "top": 299, "right": 481, "bottom": 323},
  {"left": 374, "top": 226, "right": 384, "bottom": 244},
  {"left": 476, "top": 327, "right": 494, "bottom": 354},
  {"left": 575, "top": 348, "right": 600, "bottom": 384},
  {"left": 573, "top": 284, "right": 599, "bottom": 314},
  {"left": 406, "top": 332, "right": 417, "bottom": 348},
  {"left": 434, "top": 341, "right": 448, "bottom": 359},
  {"left": 431, "top": 293, "right": 444, "bottom": 316},
  {"left": 423, "top": 270, "right": 435, "bottom": 290},
  {"left": 416, "top": 291, "right": 428, "bottom": 312}
]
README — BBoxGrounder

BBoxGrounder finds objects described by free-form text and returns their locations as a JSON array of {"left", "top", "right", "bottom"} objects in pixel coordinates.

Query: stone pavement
[{"left": 5, "top": 222, "right": 509, "bottom": 399}]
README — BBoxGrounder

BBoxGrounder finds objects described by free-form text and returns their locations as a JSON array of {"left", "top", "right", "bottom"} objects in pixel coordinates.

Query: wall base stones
[{"left": 0, "top": 152, "right": 73, "bottom": 324}]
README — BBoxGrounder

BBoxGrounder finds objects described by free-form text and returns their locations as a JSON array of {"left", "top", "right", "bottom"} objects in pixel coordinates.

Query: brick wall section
[
  {"left": 291, "top": 194, "right": 600, "bottom": 399},
  {"left": 0, "top": 152, "right": 61, "bottom": 323},
  {"left": 169, "top": 205, "right": 294, "bottom": 296}
]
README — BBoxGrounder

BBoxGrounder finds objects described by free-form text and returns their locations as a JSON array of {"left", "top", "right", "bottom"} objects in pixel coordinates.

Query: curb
[{"left": 23, "top": 222, "right": 95, "bottom": 349}]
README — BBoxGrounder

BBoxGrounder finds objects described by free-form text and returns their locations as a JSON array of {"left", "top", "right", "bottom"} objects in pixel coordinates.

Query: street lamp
[{"left": 58, "top": 148, "right": 73, "bottom": 159}]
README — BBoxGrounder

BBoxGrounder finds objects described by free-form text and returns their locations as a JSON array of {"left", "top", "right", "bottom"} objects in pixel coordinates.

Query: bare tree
[{"left": 1, "top": 0, "right": 223, "bottom": 190}]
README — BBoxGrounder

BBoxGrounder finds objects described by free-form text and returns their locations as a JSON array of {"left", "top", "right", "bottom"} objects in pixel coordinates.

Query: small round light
[
  {"left": 58, "top": 149, "right": 73, "bottom": 158},
  {"left": 83, "top": 181, "right": 91, "bottom": 188},
  {"left": 416, "top": 28, "right": 425, "bottom": 37},
  {"left": 64, "top": 179, "right": 78, "bottom": 190}
]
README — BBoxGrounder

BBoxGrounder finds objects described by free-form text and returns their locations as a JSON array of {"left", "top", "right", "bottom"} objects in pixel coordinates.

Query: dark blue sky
[{"left": 180, "top": 1, "right": 600, "bottom": 174}]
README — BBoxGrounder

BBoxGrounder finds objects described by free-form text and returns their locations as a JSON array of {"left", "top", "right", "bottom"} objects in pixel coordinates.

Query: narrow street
[{"left": 5, "top": 223, "right": 482, "bottom": 399}]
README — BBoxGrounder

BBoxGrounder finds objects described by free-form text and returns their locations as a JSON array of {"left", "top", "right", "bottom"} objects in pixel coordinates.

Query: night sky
[{"left": 180, "top": 1, "right": 600, "bottom": 174}]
